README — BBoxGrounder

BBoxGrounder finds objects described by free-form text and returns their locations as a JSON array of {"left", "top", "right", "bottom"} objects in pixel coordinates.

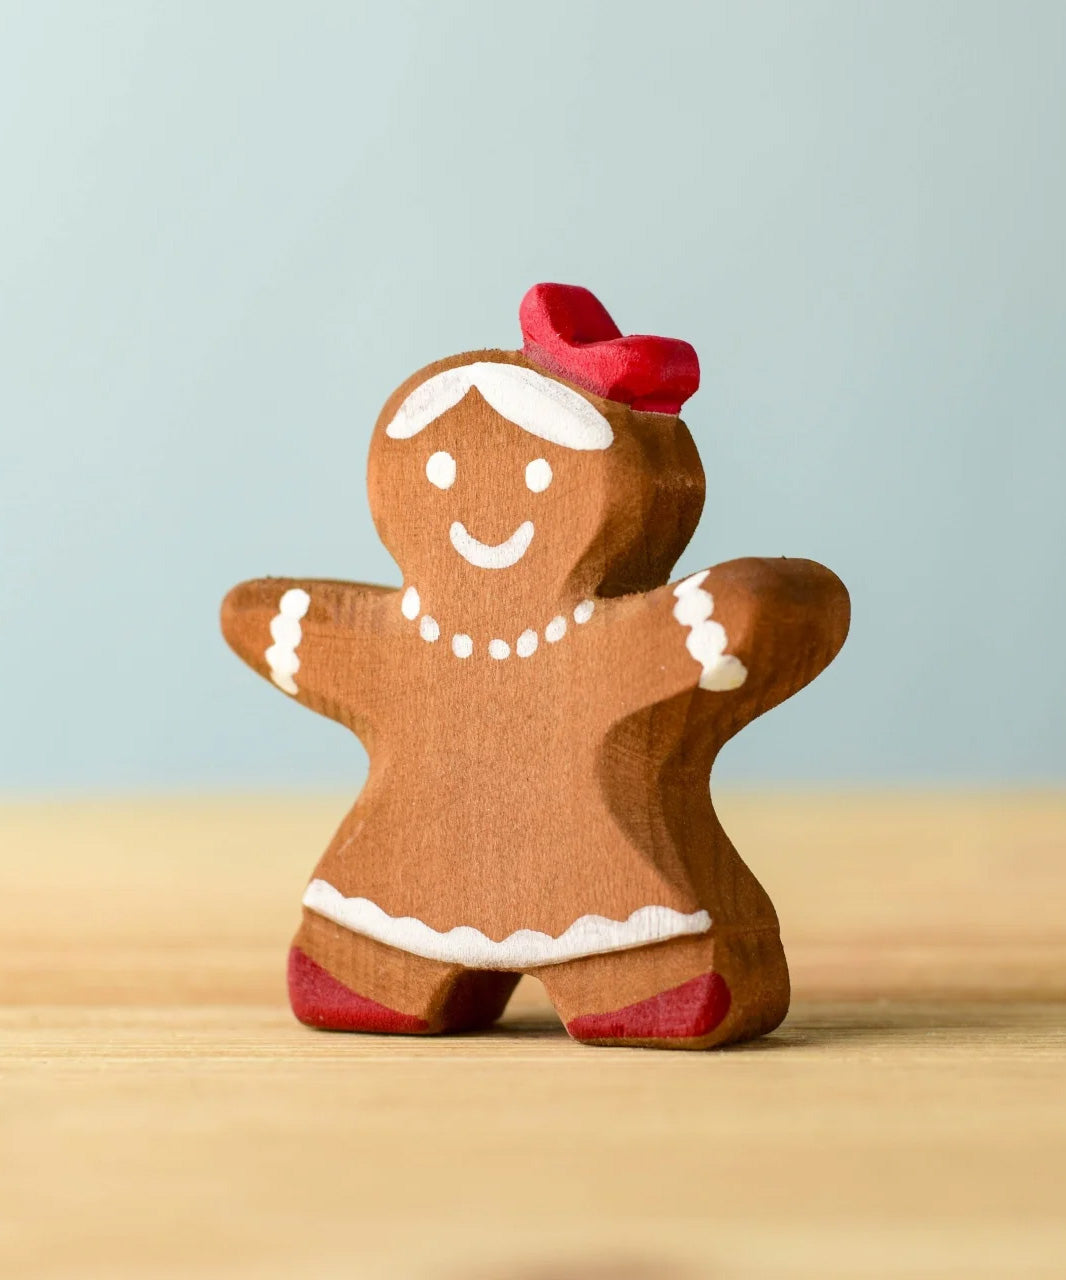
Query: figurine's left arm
[
  {"left": 221, "top": 578, "right": 390, "bottom": 726},
  {"left": 606, "top": 556, "right": 850, "bottom": 723}
]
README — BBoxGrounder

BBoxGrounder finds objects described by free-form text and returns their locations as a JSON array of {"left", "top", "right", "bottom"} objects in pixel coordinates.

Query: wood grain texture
[
  {"left": 220, "top": 288, "right": 849, "bottom": 1046},
  {"left": 1, "top": 793, "right": 1064, "bottom": 1279}
]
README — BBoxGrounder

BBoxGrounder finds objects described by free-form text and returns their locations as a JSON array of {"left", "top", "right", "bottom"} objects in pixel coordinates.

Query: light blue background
[{"left": 2, "top": 1, "right": 1063, "bottom": 791}]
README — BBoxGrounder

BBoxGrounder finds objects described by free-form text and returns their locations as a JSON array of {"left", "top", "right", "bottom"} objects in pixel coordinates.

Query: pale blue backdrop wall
[{"left": 2, "top": 0, "right": 1064, "bottom": 790}]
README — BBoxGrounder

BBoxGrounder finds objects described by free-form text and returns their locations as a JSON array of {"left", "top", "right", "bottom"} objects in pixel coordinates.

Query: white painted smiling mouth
[{"left": 449, "top": 520, "right": 534, "bottom": 570}]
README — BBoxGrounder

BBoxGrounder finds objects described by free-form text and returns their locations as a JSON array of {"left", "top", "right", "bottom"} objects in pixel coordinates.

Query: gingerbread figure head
[
  {"left": 367, "top": 286, "right": 706, "bottom": 629},
  {"left": 222, "top": 284, "right": 850, "bottom": 1049}
]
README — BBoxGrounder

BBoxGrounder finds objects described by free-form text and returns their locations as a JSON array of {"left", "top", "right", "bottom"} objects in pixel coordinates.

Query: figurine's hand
[
  {"left": 221, "top": 577, "right": 392, "bottom": 729},
  {"left": 671, "top": 571, "right": 748, "bottom": 691},
  {"left": 599, "top": 557, "right": 848, "bottom": 727},
  {"left": 221, "top": 578, "right": 317, "bottom": 699}
]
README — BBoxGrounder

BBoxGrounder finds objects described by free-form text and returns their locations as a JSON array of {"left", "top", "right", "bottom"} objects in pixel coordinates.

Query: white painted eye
[
  {"left": 426, "top": 451, "right": 456, "bottom": 489},
  {"left": 525, "top": 458, "right": 552, "bottom": 492}
]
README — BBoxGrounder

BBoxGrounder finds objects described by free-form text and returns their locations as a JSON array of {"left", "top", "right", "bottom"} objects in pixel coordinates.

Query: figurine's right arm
[{"left": 220, "top": 578, "right": 390, "bottom": 727}]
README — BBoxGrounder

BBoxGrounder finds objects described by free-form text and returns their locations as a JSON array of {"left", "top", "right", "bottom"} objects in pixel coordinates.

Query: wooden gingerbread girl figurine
[{"left": 222, "top": 284, "right": 849, "bottom": 1049}]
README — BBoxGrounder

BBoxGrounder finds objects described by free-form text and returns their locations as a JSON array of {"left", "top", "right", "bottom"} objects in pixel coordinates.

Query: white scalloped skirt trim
[{"left": 302, "top": 879, "right": 711, "bottom": 969}]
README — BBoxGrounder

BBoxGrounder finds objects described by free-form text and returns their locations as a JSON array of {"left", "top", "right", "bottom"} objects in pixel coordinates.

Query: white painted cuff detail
[
  {"left": 302, "top": 879, "right": 711, "bottom": 969},
  {"left": 266, "top": 587, "right": 310, "bottom": 695},
  {"left": 672, "top": 572, "right": 748, "bottom": 691}
]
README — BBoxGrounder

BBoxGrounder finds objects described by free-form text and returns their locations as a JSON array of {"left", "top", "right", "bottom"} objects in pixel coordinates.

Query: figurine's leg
[
  {"left": 290, "top": 909, "right": 519, "bottom": 1034},
  {"left": 537, "top": 928, "right": 789, "bottom": 1050}
]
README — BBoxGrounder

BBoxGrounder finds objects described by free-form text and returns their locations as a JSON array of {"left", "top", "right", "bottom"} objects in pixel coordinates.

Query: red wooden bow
[{"left": 519, "top": 283, "right": 700, "bottom": 415}]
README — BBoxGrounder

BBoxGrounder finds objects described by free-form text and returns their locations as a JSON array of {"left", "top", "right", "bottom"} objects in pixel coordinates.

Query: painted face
[
  {"left": 368, "top": 352, "right": 705, "bottom": 613},
  {"left": 425, "top": 446, "right": 548, "bottom": 570}
]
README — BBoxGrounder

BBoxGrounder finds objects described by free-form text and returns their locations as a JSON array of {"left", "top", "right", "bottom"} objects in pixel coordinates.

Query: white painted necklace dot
[
  {"left": 400, "top": 585, "right": 596, "bottom": 662},
  {"left": 401, "top": 586, "right": 420, "bottom": 620}
]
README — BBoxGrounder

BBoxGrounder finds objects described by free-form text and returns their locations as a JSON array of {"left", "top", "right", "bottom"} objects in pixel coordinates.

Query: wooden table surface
[{"left": 2, "top": 792, "right": 1064, "bottom": 1279}]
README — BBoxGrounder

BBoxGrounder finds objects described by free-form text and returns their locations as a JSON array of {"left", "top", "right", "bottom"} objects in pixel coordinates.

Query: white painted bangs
[{"left": 384, "top": 361, "right": 613, "bottom": 451}]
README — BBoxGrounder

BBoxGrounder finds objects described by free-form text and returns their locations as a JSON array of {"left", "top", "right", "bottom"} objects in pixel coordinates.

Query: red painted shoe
[
  {"left": 287, "top": 947, "right": 429, "bottom": 1033},
  {"left": 566, "top": 972, "right": 731, "bottom": 1044}
]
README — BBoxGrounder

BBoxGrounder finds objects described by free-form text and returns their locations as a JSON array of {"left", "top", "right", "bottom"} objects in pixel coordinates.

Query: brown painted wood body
[{"left": 222, "top": 349, "right": 850, "bottom": 1046}]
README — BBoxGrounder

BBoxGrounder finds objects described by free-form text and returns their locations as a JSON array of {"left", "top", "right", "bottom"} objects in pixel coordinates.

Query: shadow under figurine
[{"left": 221, "top": 283, "right": 850, "bottom": 1049}]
